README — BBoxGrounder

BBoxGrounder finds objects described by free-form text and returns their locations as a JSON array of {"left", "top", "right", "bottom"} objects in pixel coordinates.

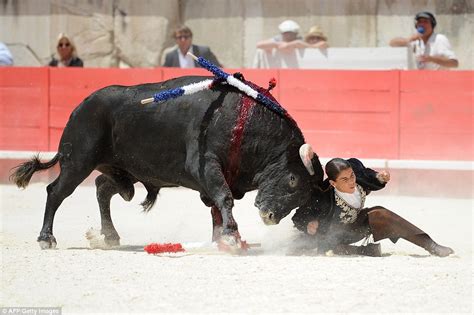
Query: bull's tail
[
  {"left": 140, "top": 184, "right": 159, "bottom": 212},
  {"left": 10, "top": 153, "right": 61, "bottom": 188}
]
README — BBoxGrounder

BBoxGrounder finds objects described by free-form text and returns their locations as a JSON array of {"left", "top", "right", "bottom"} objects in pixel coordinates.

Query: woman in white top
[{"left": 292, "top": 157, "right": 454, "bottom": 257}]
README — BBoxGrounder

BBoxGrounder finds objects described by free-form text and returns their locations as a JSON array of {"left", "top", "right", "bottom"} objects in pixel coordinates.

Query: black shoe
[
  {"left": 428, "top": 243, "right": 454, "bottom": 257},
  {"left": 359, "top": 243, "right": 382, "bottom": 257}
]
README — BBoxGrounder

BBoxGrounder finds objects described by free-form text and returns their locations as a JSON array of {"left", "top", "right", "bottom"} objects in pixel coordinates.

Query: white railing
[{"left": 252, "top": 47, "right": 415, "bottom": 70}]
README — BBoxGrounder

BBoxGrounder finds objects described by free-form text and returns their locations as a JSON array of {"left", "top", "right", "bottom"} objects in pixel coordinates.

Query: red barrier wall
[
  {"left": 280, "top": 69, "right": 400, "bottom": 159},
  {"left": 0, "top": 67, "right": 472, "bottom": 160},
  {"left": 0, "top": 67, "right": 49, "bottom": 151},
  {"left": 48, "top": 68, "right": 162, "bottom": 150},
  {"left": 399, "top": 71, "right": 473, "bottom": 160}
]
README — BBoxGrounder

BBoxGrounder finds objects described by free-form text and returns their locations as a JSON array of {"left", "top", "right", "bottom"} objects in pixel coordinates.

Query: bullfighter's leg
[
  {"left": 38, "top": 165, "right": 93, "bottom": 249},
  {"left": 368, "top": 207, "right": 454, "bottom": 257}
]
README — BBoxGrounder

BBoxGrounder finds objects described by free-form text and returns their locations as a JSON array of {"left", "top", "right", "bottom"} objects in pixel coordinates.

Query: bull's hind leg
[
  {"left": 95, "top": 175, "right": 128, "bottom": 246},
  {"left": 95, "top": 174, "right": 159, "bottom": 246},
  {"left": 38, "top": 166, "right": 93, "bottom": 249}
]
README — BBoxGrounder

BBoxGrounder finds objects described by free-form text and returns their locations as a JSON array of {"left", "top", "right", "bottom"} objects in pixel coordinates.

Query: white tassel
[{"left": 183, "top": 79, "right": 214, "bottom": 95}]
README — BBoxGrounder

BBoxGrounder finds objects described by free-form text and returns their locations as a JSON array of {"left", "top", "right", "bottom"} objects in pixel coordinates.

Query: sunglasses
[
  {"left": 175, "top": 35, "right": 191, "bottom": 40},
  {"left": 58, "top": 43, "right": 70, "bottom": 48}
]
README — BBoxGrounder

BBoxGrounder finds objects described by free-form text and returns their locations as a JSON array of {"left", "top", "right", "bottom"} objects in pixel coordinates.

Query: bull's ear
[{"left": 299, "top": 144, "right": 315, "bottom": 175}]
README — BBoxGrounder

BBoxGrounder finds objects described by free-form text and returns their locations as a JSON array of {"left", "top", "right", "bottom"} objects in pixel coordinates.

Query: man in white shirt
[
  {"left": 0, "top": 42, "right": 13, "bottom": 66},
  {"left": 389, "top": 11, "right": 458, "bottom": 70},
  {"left": 256, "top": 20, "right": 303, "bottom": 51}
]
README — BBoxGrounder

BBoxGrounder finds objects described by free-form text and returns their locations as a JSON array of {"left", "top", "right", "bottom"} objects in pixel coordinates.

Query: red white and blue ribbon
[
  {"left": 190, "top": 53, "right": 286, "bottom": 116},
  {"left": 151, "top": 79, "right": 214, "bottom": 102},
  {"left": 141, "top": 53, "right": 286, "bottom": 117}
]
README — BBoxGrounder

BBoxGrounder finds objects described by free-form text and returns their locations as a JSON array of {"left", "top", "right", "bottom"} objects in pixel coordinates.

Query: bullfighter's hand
[
  {"left": 376, "top": 170, "right": 391, "bottom": 183},
  {"left": 307, "top": 220, "right": 319, "bottom": 235}
]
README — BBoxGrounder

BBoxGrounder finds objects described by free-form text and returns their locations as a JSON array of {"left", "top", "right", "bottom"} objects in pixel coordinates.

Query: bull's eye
[{"left": 289, "top": 174, "right": 298, "bottom": 188}]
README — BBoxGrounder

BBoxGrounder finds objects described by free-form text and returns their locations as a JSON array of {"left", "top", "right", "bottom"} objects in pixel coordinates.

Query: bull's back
[
  {"left": 61, "top": 76, "right": 236, "bottom": 185},
  {"left": 63, "top": 75, "right": 211, "bottom": 147}
]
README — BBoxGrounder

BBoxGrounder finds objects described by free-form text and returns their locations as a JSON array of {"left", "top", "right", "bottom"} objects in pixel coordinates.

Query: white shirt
[
  {"left": 0, "top": 42, "right": 13, "bottom": 66},
  {"left": 411, "top": 32, "right": 457, "bottom": 70},
  {"left": 272, "top": 34, "right": 303, "bottom": 42},
  {"left": 335, "top": 187, "right": 362, "bottom": 209},
  {"left": 178, "top": 46, "right": 195, "bottom": 68}
]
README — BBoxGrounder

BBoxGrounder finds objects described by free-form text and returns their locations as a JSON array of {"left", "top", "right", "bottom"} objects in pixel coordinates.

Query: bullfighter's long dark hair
[{"left": 325, "top": 158, "right": 352, "bottom": 181}]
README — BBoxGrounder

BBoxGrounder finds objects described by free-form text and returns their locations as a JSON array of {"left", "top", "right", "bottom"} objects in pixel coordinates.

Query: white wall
[{"left": 0, "top": 0, "right": 471, "bottom": 69}]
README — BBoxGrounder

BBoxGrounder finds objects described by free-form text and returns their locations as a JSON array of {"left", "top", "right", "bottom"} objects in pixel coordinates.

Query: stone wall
[{"left": 0, "top": 0, "right": 472, "bottom": 69}]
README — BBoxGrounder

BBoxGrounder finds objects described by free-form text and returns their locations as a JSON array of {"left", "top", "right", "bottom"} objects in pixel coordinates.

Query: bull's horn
[{"left": 299, "top": 144, "right": 315, "bottom": 175}]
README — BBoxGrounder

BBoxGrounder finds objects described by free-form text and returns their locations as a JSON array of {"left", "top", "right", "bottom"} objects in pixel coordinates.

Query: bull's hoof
[
  {"left": 217, "top": 234, "right": 249, "bottom": 254},
  {"left": 86, "top": 228, "right": 119, "bottom": 249},
  {"left": 99, "top": 228, "right": 121, "bottom": 247},
  {"left": 104, "top": 235, "right": 120, "bottom": 247},
  {"left": 37, "top": 234, "right": 57, "bottom": 250}
]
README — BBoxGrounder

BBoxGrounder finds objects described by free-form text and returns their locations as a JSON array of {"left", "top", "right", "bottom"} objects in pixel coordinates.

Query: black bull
[{"left": 11, "top": 75, "right": 323, "bottom": 249}]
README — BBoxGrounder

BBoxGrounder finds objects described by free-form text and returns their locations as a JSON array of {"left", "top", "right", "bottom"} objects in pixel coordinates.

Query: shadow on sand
[{"left": 67, "top": 245, "right": 145, "bottom": 252}]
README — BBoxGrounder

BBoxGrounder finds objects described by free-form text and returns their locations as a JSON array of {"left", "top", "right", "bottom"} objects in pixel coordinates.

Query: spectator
[
  {"left": 303, "top": 25, "right": 328, "bottom": 49},
  {"left": 162, "top": 25, "right": 222, "bottom": 68},
  {"left": 278, "top": 25, "right": 329, "bottom": 50},
  {"left": 389, "top": 11, "right": 458, "bottom": 69},
  {"left": 256, "top": 20, "right": 302, "bottom": 51},
  {"left": 0, "top": 42, "right": 13, "bottom": 66},
  {"left": 49, "top": 33, "right": 83, "bottom": 67}
]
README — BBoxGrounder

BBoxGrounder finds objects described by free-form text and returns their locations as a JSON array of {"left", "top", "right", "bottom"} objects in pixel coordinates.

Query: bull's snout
[{"left": 259, "top": 209, "right": 278, "bottom": 225}]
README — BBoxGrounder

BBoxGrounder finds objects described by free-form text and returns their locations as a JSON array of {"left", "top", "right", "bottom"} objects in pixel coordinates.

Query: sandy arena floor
[{"left": 1, "top": 183, "right": 472, "bottom": 314}]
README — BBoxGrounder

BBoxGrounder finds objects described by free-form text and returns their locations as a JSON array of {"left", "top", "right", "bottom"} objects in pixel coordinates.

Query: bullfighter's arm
[
  {"left": 292, "top": 202, "right": 320, "bottom": 234},
  {"left": 292, "top": 177, "right": 330, "bottom": 234},
  {"left": 347, "top": 158, "right": 388, "bottom": 192}
]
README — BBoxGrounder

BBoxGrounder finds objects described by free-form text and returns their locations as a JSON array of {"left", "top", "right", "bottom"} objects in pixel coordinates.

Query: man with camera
[{"left": 390, "top": 11, "right": 458, "bottom": 70}]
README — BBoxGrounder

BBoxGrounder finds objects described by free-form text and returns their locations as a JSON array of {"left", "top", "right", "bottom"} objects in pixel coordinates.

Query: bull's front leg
[
  {"left": 199, "top": 193, "right": 223, "bottom": 242},
  {"left": 200, "top": 159, "right": 243, "bottom": 249},
  {"left": 210, "top": 206, "right": 223, "bottom": 242},
  {"left": 209, "top": 180, "right": 238, "bottom": 236}
]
